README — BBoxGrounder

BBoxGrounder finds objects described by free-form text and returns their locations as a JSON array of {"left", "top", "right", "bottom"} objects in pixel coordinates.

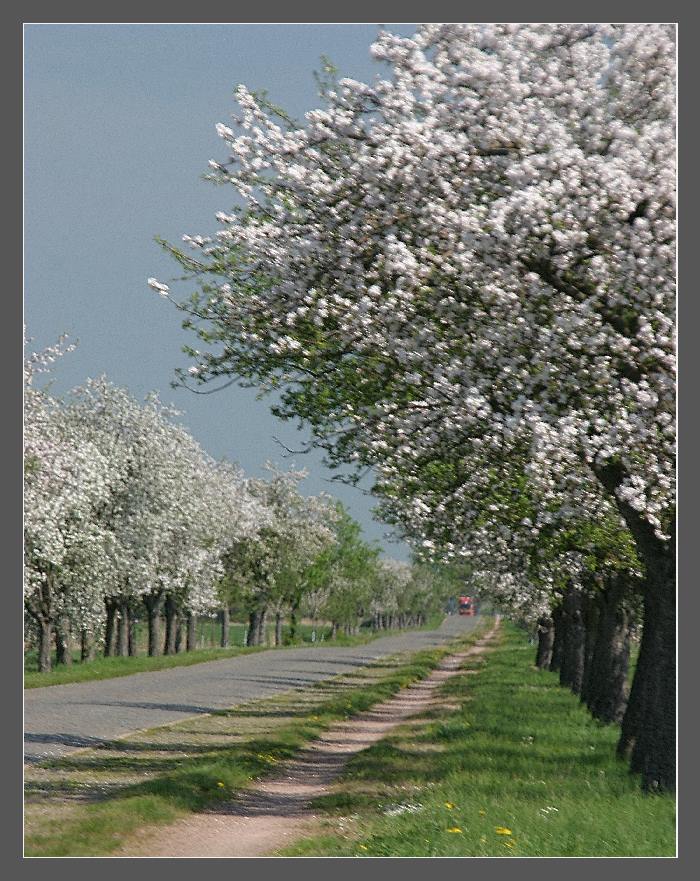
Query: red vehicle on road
[{"left": 458, "top": 595, "right": 476, "bottom": 616}]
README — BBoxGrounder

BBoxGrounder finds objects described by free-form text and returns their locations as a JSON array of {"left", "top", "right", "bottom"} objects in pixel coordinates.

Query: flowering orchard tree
[
  {"left": 24, "top": 347, "right": 113, "bottom": 670},
  {"left": 222, "top": 465, "right": 338, "bottom": 645},
  {"left": 153, "top": 23, "right": 675, "bottom": 790},
  {"left": 63, "top": 378, "right": 267, "bottom": 656}
]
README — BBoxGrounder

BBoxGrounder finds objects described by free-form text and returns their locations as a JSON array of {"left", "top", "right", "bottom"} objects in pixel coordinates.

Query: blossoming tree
[{"left": 154, "top": 23, "right": 675, "bottom": 790}]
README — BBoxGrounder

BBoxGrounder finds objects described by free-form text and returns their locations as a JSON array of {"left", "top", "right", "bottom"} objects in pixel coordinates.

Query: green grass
[
  {"left": 24, "top": 614, "right": 444, "bottom": 689},
  {"left": 24, "top": 622, "right": 485, "bottom": 857},
  {"left": 280, "top": 623, "right": 676, "bottom": 858}
]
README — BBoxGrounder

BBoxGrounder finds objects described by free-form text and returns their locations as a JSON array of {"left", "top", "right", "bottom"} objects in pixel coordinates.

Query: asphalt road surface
[{"left": 24, "top": 615, "right": 480, "bottom": 764}]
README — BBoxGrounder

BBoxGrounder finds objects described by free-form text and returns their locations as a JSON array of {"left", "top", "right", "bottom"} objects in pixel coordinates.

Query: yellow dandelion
[
  {"left": 495, "top": 826, "right": 513, "bottom": 836},
  {"left": 445, "top": 802, "right": 456, "bottom": 810},
  {"left": 446, "top": 827, "right": 463, "bottom": 834},
  {"left": 358, "top": 845, "right": 368, "bottom": 851},
  {"left": 216, "top": 781, "right": 225, "bottom": 788}
]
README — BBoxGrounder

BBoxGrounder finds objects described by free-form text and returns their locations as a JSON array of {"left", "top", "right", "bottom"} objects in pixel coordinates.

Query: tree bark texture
[
  {"left": 289, "top": 599, "right": 299, "bottom": 642},
  {"left": 104, "top": 597, "right": 118, "bottom": 657},
  {"left": 37, "top": 618, "right": 52, "bottom": 673},
  {"left": 559, "top": 586, "right": 585, "bottom": 695},
  {"left": 595, "top": 461, "right": 676, "bottom": 792},
  {"left": 80, "top": 628, "right": 95, "bottom": 662},
  {"left": 186, "top": 612, "right": 197, "bottom": 652},
  {"left": 627, "top": 564, "right": 675, "bottom": 792},
  {"left": 220, "top": 607, "right": 230, "bottom": 648},
  {"left": 549, "top": 605, "right": 564, "bottom": 672},
  {"left": 144, "top": 592, "right": 164, "bottom": 657},
  {"left": 247, "top": 608, "right": 263, "bottom": 646},
  {"left": 117, "top": 601, "right": 129, "bottom": 657},
  {"left": 535, "top": 616, "right": 555, "bottom": 669},
  {"left": 579, "top": 592, "right": 600, "bottom": 705},
  {"left": 55, "top": 616, "right": 72, "bottom": 666},
  {"left": 128, "top": 610, "right": 137, "bottom": 656},
  {"left": 585, "top": 575, "right": 633, "bottom": 725},
  {"left": 164, "top": 593, "right": 178, "bottom": 655},
  {"left": 275, "top": 612, "right": 283, "bottom": 646}
]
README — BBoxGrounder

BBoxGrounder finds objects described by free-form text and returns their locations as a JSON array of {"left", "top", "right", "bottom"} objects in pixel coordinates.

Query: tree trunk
[
  {"left": 289, "top": 599, "right": 299, "bottom": 642},
  {"left": 559, "top": 586, "right": 585, "bottom": 695},
  {"left": 535, "top": 616, "right": 554, "bottom": 669},
  {"left": 331, "top": 621, "right": 339, "bottom": 640},
  {"left": 104, "top": 597, "right": 118, "bottom": 657},
  {"left": 257, "top": 607, "right": 267, "bottom": 645},
  {"left": 128, "top": 609, "right": 137, "bottom": 656},
  {"left": 594, "top": 462, "right": 676, "bottom": 792},
  {"left": 275, "top": 612, "right": 283, "bottom": 646},
  {"left": 550, "top": 605, "right": 564, "bottom": 672},
  {"left": 175, "top": 615, "right": 184, "bottom": 653},
  {"left": 163, "top": 594, "right": 178, "bottom": 655},
  {"left": 117, "top": 600, "right": 129, "bottom": 657},
  {"left": 186, "top": 612, "right": 196, "bottom": 652},
  {"left": 220, "top": 606, "right": 230, "bottom": 648},
  {"left": 80, "top": 628, "right": 95, "bottom": 662},
  {"left": 36, "top": 618, "right": 52, "bottom": 673},
  {"left": 585, "top": 575, "right": 633, "bottom": 725},
  {"left": 626, "top": 564, "right": 675, "bottom": 792},
  {"left": 143, "top": 592, "right": 164, "bottom": 657},
  {"left": 579, "top": 591, "right": 600, "bottom": 705},
  {"left": 247, "top": 609, "right": 262, "bottom": 646},
  {"left": 55, "top": 616, "right": 72, "bottom": 666}
]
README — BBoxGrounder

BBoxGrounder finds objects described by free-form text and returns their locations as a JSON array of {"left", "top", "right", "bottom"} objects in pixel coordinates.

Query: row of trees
[
  {"left": 24, "top": 341, "right": 450, "bottom": 671},
  {"left": 153, "top": 23, "right": 675, "bottom": 791}
]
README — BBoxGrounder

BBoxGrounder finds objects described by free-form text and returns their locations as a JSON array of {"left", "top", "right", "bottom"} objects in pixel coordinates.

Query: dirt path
[{"left": 121, "top": 620, "right": 500, "bottom": 858}]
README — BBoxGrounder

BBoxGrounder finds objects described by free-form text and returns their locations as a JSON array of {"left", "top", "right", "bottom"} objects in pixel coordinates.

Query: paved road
[{"left": 24, "top": 615, "right": 479, "bottom": 763}]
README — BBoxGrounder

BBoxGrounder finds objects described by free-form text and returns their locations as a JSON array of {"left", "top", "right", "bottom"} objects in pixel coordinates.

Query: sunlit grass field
[{"left": 281, "top": 623, "right": 675, "bottom": 858}]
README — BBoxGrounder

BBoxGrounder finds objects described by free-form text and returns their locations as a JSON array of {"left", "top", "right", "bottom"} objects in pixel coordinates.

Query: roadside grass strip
[
  {"left": 24, "top": 615, "right": 445, "bottom": 689},
  {"left": 24, "top": 621, "right": 487, "bottom": 857},
  {"left": 280, "top": 623, "right": 675, "bottom": 858}
]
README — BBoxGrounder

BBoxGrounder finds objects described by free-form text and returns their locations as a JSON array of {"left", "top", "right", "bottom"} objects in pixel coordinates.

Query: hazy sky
[{"left": 24, "top": 23, "right": 420, "bottom": 560}]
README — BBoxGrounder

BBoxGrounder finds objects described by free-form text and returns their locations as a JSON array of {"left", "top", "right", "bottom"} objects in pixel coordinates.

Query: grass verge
[
  {"left": 24, "top": 620, "right": 487, "bottom": 856},
  {"left": 280, "top": 622, "right": 675, "bottom": 858},
  {"left": 24, "top": 614, "right": 444, "bottom": 689}
]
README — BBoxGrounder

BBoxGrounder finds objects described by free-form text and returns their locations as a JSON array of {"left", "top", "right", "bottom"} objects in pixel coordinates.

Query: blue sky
[{"left": 24, "top": 23, "right": 420, "bottom": 559}]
